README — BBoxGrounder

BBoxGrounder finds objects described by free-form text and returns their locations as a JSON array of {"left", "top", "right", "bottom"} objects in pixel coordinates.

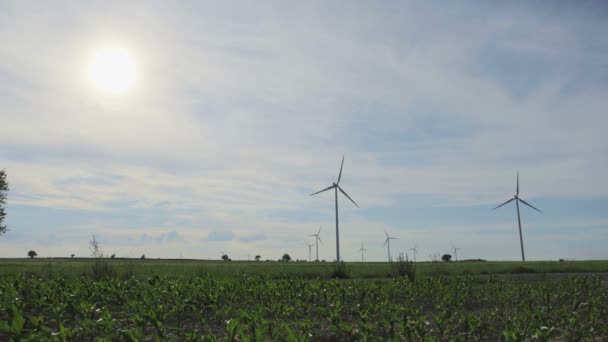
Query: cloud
[
  {"left": 205, "top": 231, "right": 235, "bottom": 242},
  {"left": 0, "top": 2, "right": 607, "bottom": 260},
  {"left": 239, "top": 233, "right": 267, "bottom": 243}
]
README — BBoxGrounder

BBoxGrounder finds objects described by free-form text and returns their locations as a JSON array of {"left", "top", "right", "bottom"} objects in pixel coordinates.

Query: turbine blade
[
  {"left": 384, "top": 238, "right": 388, "bottom": 246},
  {"left": 337, "top": 155, "right": 344, "bottom": 184},
  {"left": 338, "top": 186, "right": 359, "bottom": 207},
  {"left": 317, "top": 236, "right": 323, "bottom": 244},
  {"left": 516, "top": 172, "right": 519, "bottom": 196},
  {"left": 492, "top": 197, "right": 515, "bottom": 210},
  {"left": 518, "top": 197, "right": 543, "bottom": 213},
  {"left": 310, "top": 184, "right": 335, "bottom": 196},
  {"left": 390, "top": 237, "right": 398, "bottom": 240},
  {"left": 318, "top": 226, "right": 322, "bottom": 235}
]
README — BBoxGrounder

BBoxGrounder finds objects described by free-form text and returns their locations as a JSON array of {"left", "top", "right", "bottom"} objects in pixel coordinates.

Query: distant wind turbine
[
  {"left": 306, "top": 242, "right": 313, "bottom": 262},
  {"left": 359, "top": 242, "right": 366, "bottom": 262},
  {"left": 493, "top": 172, "right": 542, "bottom": 262},
  {"left": 383, "top": 230, "right": 398, "bottom": 262},
  {"left": 451, "top": 242, "right": 461, "bottom": 262},
  {"left": 309, "top": 227, "right": 323, "bottom": 261},
  {"left": 409, "top": 244, "right": 418, "bottom": 262},
  {"left": 310, "top": 156, "right": 359, "bottom": 262}
]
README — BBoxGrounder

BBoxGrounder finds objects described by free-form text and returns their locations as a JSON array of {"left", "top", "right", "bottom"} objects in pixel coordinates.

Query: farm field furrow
[{"left": 1, "top": 272, "right": 607, "bottom": 341}]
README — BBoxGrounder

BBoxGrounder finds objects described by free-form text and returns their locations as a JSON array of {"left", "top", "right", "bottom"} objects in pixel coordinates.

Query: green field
[
  {"left": 1, "top": 259, "right": 607, "bottom": 340},
  {"left": 1, "top": 258, "right": 607, "bottom": 279}
]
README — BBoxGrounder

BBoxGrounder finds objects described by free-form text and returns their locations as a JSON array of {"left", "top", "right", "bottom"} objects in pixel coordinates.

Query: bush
[
  {"left": 89, "top": 235, "right": 115, "bottom": 280},
  {"left": 330, "top": 261, "right": 350, "bottom": 279},
  {"left": 392, "top": 253, "right": 416, "bottom": 281}
]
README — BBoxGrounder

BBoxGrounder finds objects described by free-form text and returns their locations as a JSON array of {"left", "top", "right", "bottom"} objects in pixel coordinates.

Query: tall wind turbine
[
  {"left": 359, "top": 242, "right": 366, "bottom": 262},
  {"left": 493, "top": 172, "right": 542, "bottom": 262},
  {"left": 309, "top": 227, "right": 323, "bottom": 261},
  {"left": 306, "top": 243, "right": 313, "bottom": 262},
  {"left": 451, "top": 242, "right": 461, "bottom": 262},
  {"left": 310, "top": 156, "right": 359, "bottom": 262},
  {"left": 383, "top": 230, "right": 398, "bottom": 262}
]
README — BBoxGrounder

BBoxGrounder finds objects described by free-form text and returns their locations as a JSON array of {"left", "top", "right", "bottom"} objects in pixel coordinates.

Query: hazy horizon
[{"left": 1, "top": 1, "right": 607, "bottom": 261}]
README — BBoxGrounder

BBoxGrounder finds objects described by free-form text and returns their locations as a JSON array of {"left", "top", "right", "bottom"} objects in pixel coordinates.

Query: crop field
[
  {"left": 2, "top": 258, "right": 608, "bottom": 279},
  {"left": 0, "top": 260, "right": 607, "bottom": 340}
]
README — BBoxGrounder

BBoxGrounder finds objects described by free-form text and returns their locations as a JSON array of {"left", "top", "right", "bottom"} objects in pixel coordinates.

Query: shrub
[
  {"left": 330, "top": 261, "right": 350, "bottom": 279},
  {"left": 89, "top": 235, "right": 115, "bottom": 280},
  {"left": 392, "top": 253, "right": 416, "bottom": 281}
]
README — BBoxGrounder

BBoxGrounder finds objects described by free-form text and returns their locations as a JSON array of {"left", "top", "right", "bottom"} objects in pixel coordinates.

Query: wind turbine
[
  {"left": 451, "top": 242, "right": 461, "bottom": 262},
  {"left": 310, "top": 156, "right": 359, "bottom": 262},
  {"left": 493, "top": 172, "right": 542, "bottom": 262},
  {"left": 306, "top": 242, "right": 313, "bottom": 262},
  {"left": 309, "top": 227, "right": 323, "bottom": 261},
  {"left": 383, "top": 230, "right": 398, "bottom": 262},
  {"left": 359, "top": 242, "right": 366, "bottom": 262},
  {"left": 409, "top": 244, "right": 418, "bottom": 262}
]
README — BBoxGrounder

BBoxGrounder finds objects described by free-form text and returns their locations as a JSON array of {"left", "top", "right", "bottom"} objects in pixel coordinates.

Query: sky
[{"left": 1, "top": 1, "right": 607, "bottom": 261}]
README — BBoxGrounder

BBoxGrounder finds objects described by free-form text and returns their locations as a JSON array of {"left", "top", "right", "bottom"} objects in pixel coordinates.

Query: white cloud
[{"left": 1, "top": 2, "right": 607, "bottom": 260}]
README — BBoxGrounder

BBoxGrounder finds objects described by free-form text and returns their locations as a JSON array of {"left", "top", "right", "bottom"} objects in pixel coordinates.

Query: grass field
[{"left": 1, "top": 258, "right": 607, "bottom": 279}]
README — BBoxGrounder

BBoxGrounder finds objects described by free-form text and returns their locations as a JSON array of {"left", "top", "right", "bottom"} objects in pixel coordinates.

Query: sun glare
[{"left": 87, "top": 46, "right": 137, "bottom": 94}]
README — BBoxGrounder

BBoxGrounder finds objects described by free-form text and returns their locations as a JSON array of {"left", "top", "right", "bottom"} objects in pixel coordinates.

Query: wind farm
[
  {"left": 308, "top": 226, "right": 323, "bottom": 262},
  {"left": 2, "top": 1, "right": 607, "bottom": 340}
]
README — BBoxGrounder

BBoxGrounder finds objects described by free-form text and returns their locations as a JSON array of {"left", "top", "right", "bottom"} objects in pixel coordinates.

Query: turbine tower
[
  {"left": 310, "top": 156, "right": 359, "bottom": 262},
  {"left": 308, "top": 227, "right": 323, "bottom": 261},
  {"left": 493, "top": 172, "right": 542, "bottom": 262},
  {"left": 306, "top": 243, "right": 313, "bottom": 262},
  {"left": 359, "top": 242, "right": 366, "bottom": 262},
  {"left": 451, "top": 242, "right": 461, "bottom": 262},
  {"left": 383, "top": 230, "right": 398, "bottom": 262}
]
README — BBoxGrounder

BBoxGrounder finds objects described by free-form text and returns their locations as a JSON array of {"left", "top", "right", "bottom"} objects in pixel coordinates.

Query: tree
[
  {"left": 140, "top": 254, "right": 146, "bottom": 260},
  {"left": 71, "top": 254, "right": 75, "bottom": 258},
  {"left": 255, "top": 255, "right": 261, "bottom": 261},
  {"left": 28, "top": 250, "right": 37, "bottom": 258},
  {"left": 222, "top": 254, "right": 230, "bottom": 261},
  {"left": 281, "top": 253, "right": 291, "bottom": 262},
  {"left": 442, "top": 254, "right": 452, "bottom": 262},
  {"left": 0, "top": 169, "right": 9, "bottom": 236}
]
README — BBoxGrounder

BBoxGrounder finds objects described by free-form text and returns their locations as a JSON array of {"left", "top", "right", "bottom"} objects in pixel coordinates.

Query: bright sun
[{"left": 87, "top": 47, "right": 137, "bottom": 94}]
